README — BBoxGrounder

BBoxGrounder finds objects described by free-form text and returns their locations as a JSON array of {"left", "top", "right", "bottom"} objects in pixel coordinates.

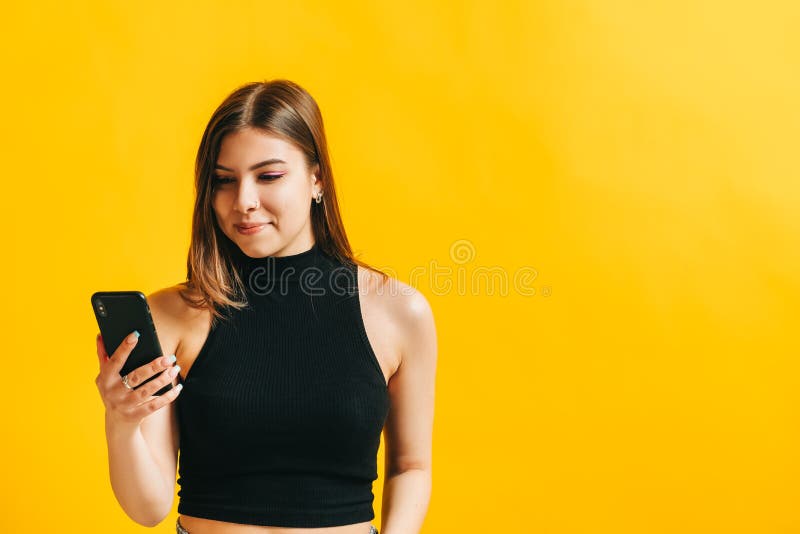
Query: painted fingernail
[
  {"left": 162, "top": 354, "right": 176, "bottom": 366},
  {"left": 175, "top": 383, "right": 183, "bottom": 393},
  {"left": 128, "top": 331, "right": 140, "bottom": 344},
  {"left": 170, "top": 365, "right": 181, "bottom": 377}
]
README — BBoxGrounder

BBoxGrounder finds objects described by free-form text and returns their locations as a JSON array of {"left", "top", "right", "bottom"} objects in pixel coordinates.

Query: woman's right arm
[
  {"left": 104, "top": 403, "right": 179, "bottom": 527},
  {"left": 95, "top": 288, "right": 185, "bottom": 527}
]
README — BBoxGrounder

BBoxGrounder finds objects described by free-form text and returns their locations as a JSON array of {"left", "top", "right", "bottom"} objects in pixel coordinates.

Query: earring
[{"left": 315, "top": 190, "right": 324, "bottom": 204}]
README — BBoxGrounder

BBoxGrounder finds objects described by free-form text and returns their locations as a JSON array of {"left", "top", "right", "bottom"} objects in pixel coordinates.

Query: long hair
[{"left": 178, "top": 79, "right": 389, "bottom": 326}]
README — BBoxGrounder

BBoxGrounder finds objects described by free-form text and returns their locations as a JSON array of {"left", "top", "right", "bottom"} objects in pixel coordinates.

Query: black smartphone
[{"left": 91, "top": 290, "right": 173, "bottom": 396}]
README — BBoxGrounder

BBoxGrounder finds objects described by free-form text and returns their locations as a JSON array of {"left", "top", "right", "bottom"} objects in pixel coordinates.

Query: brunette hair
[{"left": 178, "top": 79, "right": 389, "bottom": 325}]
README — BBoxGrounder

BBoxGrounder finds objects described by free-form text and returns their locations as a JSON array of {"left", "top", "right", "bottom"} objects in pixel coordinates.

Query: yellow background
[{"left": 2, "top": 1, "right": 798, "bottom": 532}]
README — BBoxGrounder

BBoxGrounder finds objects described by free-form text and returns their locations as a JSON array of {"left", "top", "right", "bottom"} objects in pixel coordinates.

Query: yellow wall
[{"left": 2, "top": 1, "right": 798, "bottom": 532}]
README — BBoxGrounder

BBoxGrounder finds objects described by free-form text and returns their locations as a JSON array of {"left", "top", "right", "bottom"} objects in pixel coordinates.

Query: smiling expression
[{"left": 212, "top": 127, "right": 320, "bottom": 258}]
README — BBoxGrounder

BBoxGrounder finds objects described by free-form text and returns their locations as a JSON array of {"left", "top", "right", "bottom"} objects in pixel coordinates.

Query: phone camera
[{"left": 95, "top": 299, "right": 107, "bottom": 318}]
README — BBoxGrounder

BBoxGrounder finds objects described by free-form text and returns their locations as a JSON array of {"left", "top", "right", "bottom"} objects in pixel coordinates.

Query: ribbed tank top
[{"left": 175, "top": 241, "right": 390, "bottom": 527}]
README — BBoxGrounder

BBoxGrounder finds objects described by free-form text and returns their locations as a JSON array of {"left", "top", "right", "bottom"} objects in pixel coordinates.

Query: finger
[
  {"left": 96, "top": 333, "right": 109, "bottom": 366},
  {"left": 132, "top": 379, "right": 184, "bottom": 418},
  {"left": 136, "top": 364, "right": 181, "bottom": 401},
  {"left": 139, "top": 354, "right": 177, "bottom": 382},
  {"left": 126, "top": 354, "right": 176, "bottom": 391},
  {"left": 109, "top": 330, "right": 140, "bottom": 373}
]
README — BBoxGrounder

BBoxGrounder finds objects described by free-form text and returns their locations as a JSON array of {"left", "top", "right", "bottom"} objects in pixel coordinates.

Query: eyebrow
[{"left": 215, "top": 158, "right": 287, "bottom": 172}]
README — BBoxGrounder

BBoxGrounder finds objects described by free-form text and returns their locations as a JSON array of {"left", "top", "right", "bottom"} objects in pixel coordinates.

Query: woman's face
[{"left": 212, "top": 127, "right": 319, "bottom": 258}]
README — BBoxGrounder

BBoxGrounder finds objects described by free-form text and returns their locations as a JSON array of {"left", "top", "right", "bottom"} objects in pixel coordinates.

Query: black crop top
[{"left": 175, "top": 241, "right": 390, "bottom": 527}]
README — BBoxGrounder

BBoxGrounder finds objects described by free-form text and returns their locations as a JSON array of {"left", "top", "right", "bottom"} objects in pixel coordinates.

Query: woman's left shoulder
[
  {"left": 356, "top": 265, "right": 436, "bottom": 336},
  {"left": 356, "top": 265, "right": 437, "bottom": 388}
]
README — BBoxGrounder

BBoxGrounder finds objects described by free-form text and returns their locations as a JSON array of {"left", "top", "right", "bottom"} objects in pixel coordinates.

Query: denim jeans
[{"left": 176, "top": 517, "right": 378, "bottom": 533}]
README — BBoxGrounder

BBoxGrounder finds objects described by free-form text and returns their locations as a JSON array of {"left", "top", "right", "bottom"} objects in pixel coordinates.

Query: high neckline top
[
  {"left": 229, "top": 241, "right": 323, "bottom": 283},
  {"left": 175, "top": 240, "right": 390, "bottom": 527}
]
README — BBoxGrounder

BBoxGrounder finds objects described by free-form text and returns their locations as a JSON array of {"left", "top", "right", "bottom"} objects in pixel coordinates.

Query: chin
[{"left": 236, "top": 238, "right": 281, "bottom": 258}]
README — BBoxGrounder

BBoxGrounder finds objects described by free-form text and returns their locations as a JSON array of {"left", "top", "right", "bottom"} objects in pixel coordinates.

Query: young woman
[{"left": 94, "top": 79, "right": 438, "bottom": 534}]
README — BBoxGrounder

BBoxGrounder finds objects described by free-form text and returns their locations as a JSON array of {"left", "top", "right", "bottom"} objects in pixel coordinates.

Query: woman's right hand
[{"left": 95, "top": 330, "right": 183, "bottom": 428}]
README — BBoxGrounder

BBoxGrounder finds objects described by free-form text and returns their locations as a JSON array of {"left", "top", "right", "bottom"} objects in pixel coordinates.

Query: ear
[{"left": 311, "top": 166, "right": 323, "bottom": 198}]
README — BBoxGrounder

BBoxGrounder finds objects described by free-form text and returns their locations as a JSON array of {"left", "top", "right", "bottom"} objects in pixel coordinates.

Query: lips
[{"left": 235, "top": 222, "right": 272, "bottom": 235}]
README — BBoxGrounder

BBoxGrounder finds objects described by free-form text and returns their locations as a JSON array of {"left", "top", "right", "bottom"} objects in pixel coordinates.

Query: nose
[{"left": 233, "top": 178, "right": 260, "bottom": 213}]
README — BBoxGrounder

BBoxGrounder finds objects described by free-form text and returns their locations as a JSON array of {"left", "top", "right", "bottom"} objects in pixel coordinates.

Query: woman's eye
[{"left": 212, "top": 174, "right": 283, "bottom": 185}]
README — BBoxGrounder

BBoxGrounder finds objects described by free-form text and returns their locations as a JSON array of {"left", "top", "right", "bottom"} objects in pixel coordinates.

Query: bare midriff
[{"left": 178, "top": 515, "right": 374, "bottom": 534}]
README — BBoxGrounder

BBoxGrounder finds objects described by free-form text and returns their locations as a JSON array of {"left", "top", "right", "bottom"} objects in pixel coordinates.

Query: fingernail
[
  {"left": 175, "top": 383, "right": 183, "bottom": 392},
  {"left": 170, "top": 365, "right": 181, "bottom": 376},
  {"left": 162, "top": 354, "right": 176, "bottom": 365},
  {"left": 128, "top": 331, "right": 140, "bottom": 344}
]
